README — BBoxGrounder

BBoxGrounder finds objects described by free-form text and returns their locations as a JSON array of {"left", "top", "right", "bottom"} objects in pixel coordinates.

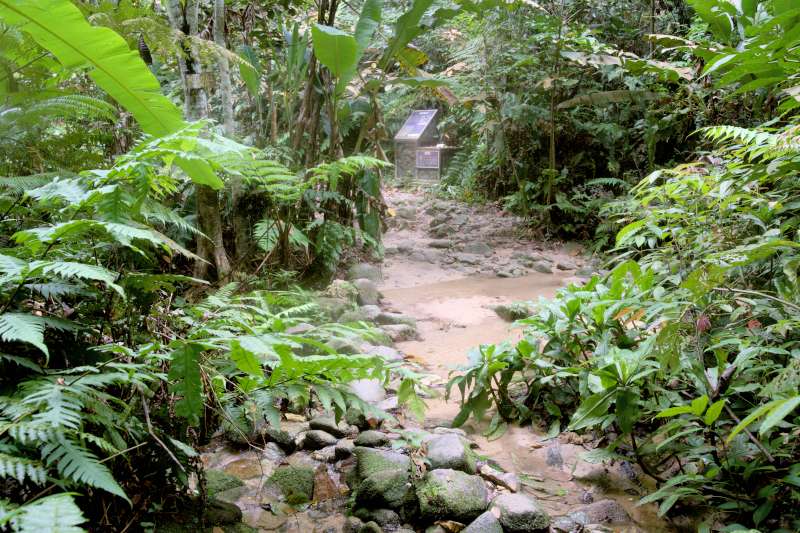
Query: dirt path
[{"left": 378, "top": 188, "right": 666, "bottom": 530}]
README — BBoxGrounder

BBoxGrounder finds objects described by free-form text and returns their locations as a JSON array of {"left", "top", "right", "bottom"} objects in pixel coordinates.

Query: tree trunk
[
  {"left": 167, "top": 0, "right": 231, "bottom": 279},
  {"left": 214, "top": 0, "right": 248, "bottom": 262}
]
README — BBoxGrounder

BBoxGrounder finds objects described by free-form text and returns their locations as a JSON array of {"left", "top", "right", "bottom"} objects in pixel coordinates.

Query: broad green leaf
[
  {"left": 230, "top": 341, "right": 263, "bottom": 377},
  {"left": 312, "top": 24, "right": 358, "bottom": 78},
  {"left": 169, "top": 343, "right": 204, "bottom": 426},
  {"left": 615, "top": 388, "right": 639, "bottom": 434},
  {"left": 0, "top": 313, "right": 48, "bottom": 356},
  {"left": 758, "top": 396, "right": 800, "bottom": 437},
  {"left": 704, "top": 399, "right": 725, "bottom": 425},
  {"left": 568, "top": 389, "right": 616, "bottom": 431},
  {"left": 691, "top": 395, "right": 709, "bottom": 417}
]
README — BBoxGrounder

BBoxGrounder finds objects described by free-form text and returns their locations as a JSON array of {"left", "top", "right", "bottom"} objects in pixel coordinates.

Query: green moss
[
  {"left": 268, "top": 465, "right": 315, "bottom": 505},
  {"left": 206, "top": 469, "right": 245, "bottom": 497},
  {"left": 354, "top": 447, "right": 410, "bottom": 479}
]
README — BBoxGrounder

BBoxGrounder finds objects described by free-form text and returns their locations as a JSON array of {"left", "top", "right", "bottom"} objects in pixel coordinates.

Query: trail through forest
[{"left": 201, "top": 189, "right": 667, "bottom": 532}]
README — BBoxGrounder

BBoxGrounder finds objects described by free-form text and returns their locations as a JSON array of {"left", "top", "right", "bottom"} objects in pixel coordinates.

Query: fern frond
[
  {"left": 26, "top": 94, "right": 116, "bottom": 122},
  {"left": 0, "top": 313, "right": 48, "bottom": 356},
  {"left": 20, "top": 381, "right": 83, "bottom": 429},
  {"left": 42, "top": 436, "right": 129, "bottom": 501},
  {"left": 6, "top": 422, "right": 57, "bottom": 445},
  {"left": 0, "top": 452, "right": 47, "bottom": 485},
  {"left": 7, "top": 493, "right": 86, "bottom": 533},
  {"left": 35, "top": 261, "right": 123, "bottom": 297},
  {"left": 0, "top": 173, "right": 59, "bottom": 193}
]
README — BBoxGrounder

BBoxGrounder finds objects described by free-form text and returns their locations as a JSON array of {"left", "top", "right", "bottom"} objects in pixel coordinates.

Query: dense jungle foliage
[{"left": 0, "top": 0, "right": 798, "bottom": 531}]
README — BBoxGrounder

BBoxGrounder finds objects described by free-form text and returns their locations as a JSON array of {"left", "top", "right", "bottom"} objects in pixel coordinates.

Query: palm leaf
[{"left": 0, "top": 0, "right": 183, "bottom": 137}]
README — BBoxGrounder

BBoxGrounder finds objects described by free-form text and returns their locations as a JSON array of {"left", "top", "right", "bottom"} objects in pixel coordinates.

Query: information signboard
[
  {"left": 416, "top": 149, "right": 440, "bottom": 169},
  {"left": 395, "top": 109, "right": 437, "bottom": 140}
]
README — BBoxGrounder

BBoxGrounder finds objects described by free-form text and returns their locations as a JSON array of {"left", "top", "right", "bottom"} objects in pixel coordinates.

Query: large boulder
[
  {"left": 267, "top": 465, "right": 315, "bottom": 505},
  {"left": 353, "top": 447, "right": 413, "bottom": 509},
  {"left": 462, "top": 510, "right": 503, "bottom": 533},
  {"left": 380, "top": 324, "right": 417, "bottom": 342},
  {"left": 303, "top": 429, "right": 338, "bottom": 450},
  {"left": 490, "top": 493, "right": 550, "bottom": 532},
  {"left": 425, "top": 434, "right": 477, "bottom": 474},
  {"left": 353, "top": 278, "right": 381, "bottom": 305},
  {"left": 347, "top": 263, "right": 382, "bottom": 282},
  {"left": 316, "top": 297, "right": 352, "bottom": 320},
  {"left": 416, "top": 469, "right": 489, "bottom": 522},
  {"left": 354, "top": 430, "right": 390, "bottom": 448}
]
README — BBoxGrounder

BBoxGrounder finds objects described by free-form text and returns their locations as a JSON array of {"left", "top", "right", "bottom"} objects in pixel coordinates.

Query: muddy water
[{"left": 377, "top": 191, "right": 669, "bottom": 532}]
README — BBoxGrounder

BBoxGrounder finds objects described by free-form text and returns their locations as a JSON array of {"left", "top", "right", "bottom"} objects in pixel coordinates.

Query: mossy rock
[
  {"left": 416, "top": 469, "right": 488, "bottom": 522},
  {"left": 267, "top": 465, "right": 315, "bottom": 505},
  {"left": 206, "top": 469, "right": 245, "bottom": 498},
  {"left": 354, "top": 447, "right": 410, "bottom": 479},
  {"left": 353, "top": 447, "right": 413, "bottom": 509},
  {"left": 492, "top": 302, "right": 534, "bottom": 322}
]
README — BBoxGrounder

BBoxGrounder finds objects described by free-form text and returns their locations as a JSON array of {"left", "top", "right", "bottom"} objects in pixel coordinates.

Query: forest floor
[{"left": 198, "top": 188, "right": 668, "bottom": 533}]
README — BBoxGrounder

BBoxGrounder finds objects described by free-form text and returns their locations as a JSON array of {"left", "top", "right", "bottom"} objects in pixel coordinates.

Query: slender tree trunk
[
  {"left": 214, "top": 0, "right": 248, "bottom": 262},
  {"left": 167, "top": 0, "right": 230, "bottom": 279}
]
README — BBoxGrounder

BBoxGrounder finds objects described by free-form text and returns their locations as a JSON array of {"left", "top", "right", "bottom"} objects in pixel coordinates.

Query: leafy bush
[{"left": 448, "top": 122, "right": 800, "bottom": 530}]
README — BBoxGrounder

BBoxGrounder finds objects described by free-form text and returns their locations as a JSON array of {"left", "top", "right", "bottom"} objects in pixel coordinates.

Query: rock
[
  {"left": 545, "top": 443, "right": 563, "bottom": 468},
  {"left": 462, "top": 241, "right": 492, "bottom": 256},
  {"left": 368, "top": 345, "right": 404, "bottom": 362},
  {"left": 205, "top": 470, "right": 245, "bottom": 498},
  {"left": 478, "top": 465, "right": 520, "bottom": 492},
  {"left": 324, "top": 279, "right": 359, "bottom": 302},
  {"left": 452, "top": 253, "right": 481, "bottom": 265},
  {"left": 425, "top": 527, "right": 448, "bottom": 533},
  {"left": 311, "top": 445, "right": 338, "bottom": 463},
  {"left": 490, "top": 493, "right": 550, "bottom": 532},
  {"left": 572, "top": 499, "right": 630, "bottom": 525},
  {"left": 492, "top": 302, "right": 533, "bottom": 322},
  {"left": 310, "top": 415, "right": 350, "bottom": 438},
  {"left": 286, "top": 322, "right": 315, "bottom": 335},
  {"left": 267, "top": 465, "right": 315, "bottom": 504},
  {"left": 376, "top": 312, "right": 416, "bottom": 327},
  {"left": 426, "top": 434, "right": 477, "bottom": 473},
  {"left": 428, "top": 239, "right": 452, "bottom": 249},
  {"left": 203, "top": 498, "right": 243, "bottom": 525},
  {"left": 313, "top": 464, "right": 341, "bottom": 501},
  {"left": 353, "top": 278, "right": 381, "bottom": 305},
  {"left": 551, "top": 516, "right": 582, "bottom": 533},
  {"left": 462, "top": 511, "right": 503, "bottom": 533},
  {"left": 304, "top": 430, "right": 339, "bottom": 450},
  {"left": 351, "top": 379, "right": 386, "bottom": 403},
  {"left": 380, "top": 324, "right": 417, "bottom": 342},
  {"left": 416, "top": 469, "right": 489, "bottom": 522},
  {"left": 360, "top": 521, "right": 383, "bottom": 533},
  {"left": 264, "top": 428, "right": 293, "bottom": 452},
  {"left": 355, "top": 430, "right": 390, "bottom": 447},
  {"left": 353, "top": 447, "right": 413, "bottom": 509},
  {"left": 556, "top": 260, "right": 576, "bottom": 271},
  {"left": 355, "top": 508, "right": 400, "bottom": 529},
  {"left": 328, "top": 336, "right": 365, "bottom": 355},
  {"left": 346, "top": 407, "right": 372, "bottom": 430},
  {"left": 317, "top": 297, "right": 352, "bottom": 320},
  {"left": 345, "top": 517, "right": 366, "bottom": 533},
  {"left": 348, "top": 263, "right": 382, "bottom": 282},
  {"left": 396, "top": 206, "right": 417, "bottom": 220},
  {"left": 531, "top": 261, "right": 553, "bottom": 274},
  {"left": 361, "top": 305, "right": 382, "bottom": 320},
  {"left": 575, "top": 266, "right": 597, "bottom": 278},
  {"left": 430, "top": 224, "right": 456, "bottom": 238},
  {"left": 377, "top": 396, "right": 400, "bottom": 412},
  {"left": 335, "top": 439, "right": 356, "bottom": 459}
]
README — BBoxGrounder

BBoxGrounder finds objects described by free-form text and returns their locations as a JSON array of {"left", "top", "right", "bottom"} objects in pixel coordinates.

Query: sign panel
[
  {"left": 395, "top": 109, "right": 437, "bottom": 140},
  {"left": 416, "top": 149, "right": 440, "bottom": 169}
]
